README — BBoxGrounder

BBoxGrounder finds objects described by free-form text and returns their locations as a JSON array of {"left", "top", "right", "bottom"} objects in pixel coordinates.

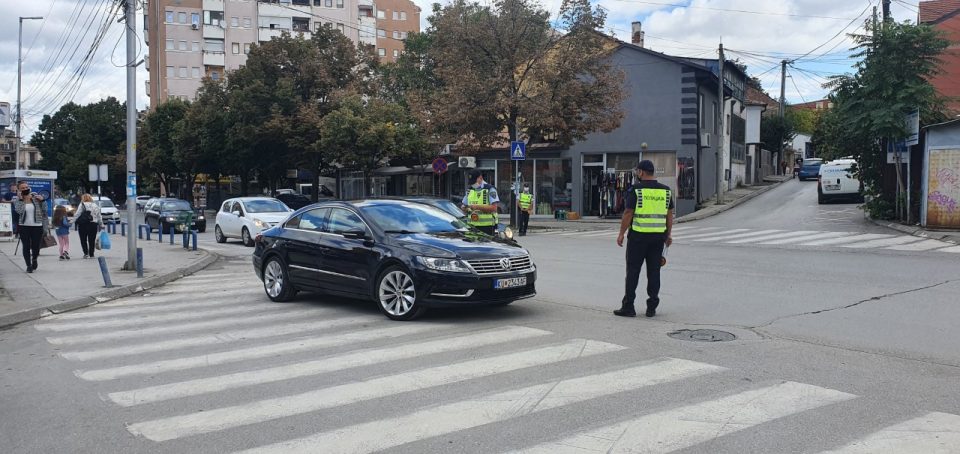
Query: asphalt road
[{"left": 1, "top": 181, "right": 958, "bottom": 453}]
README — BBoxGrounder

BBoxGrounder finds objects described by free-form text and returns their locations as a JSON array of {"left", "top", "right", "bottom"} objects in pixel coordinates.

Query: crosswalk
[
  {"left": 33, "top": 269, "right": 960, "bottom": 453},
  {"left": 535, "top": 225, "right": 960, "bottom": 254}
]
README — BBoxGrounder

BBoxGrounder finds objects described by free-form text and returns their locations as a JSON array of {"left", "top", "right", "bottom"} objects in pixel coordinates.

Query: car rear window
[{"left": 803, "top": 159, "right": 823, "bottom": 166}]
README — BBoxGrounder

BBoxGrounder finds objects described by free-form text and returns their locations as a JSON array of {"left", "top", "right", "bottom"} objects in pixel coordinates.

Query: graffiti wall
[{"left": 925, "top": 148, "right": 960, "bottom": 228}]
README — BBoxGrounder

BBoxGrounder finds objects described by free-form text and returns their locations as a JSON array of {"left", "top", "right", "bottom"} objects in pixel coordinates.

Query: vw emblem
[{"left": 500, "top": 258, "right": 512, "bottom": 270}]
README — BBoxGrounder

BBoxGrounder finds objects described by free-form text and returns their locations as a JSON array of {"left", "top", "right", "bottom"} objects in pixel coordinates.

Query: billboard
[
  {"left": 925, "top": 148, "right": 960, "bottom": 228},
  {"left": 0, "top": 102, "right": 10, "bottom": 129}
]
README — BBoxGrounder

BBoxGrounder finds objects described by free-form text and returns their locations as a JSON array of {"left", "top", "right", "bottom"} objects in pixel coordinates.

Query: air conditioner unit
[
  {"left": 701, "top": 132, "right": 711, "bottom": 147},
  {"left": 458, "top": 156, "right": 476, "bottom": 169},
  {"left": 439, "top": 144, "right": 454, "bottom": 156},
  {"left": 191, "top": 23, "right": 199, "bottom": 30}
]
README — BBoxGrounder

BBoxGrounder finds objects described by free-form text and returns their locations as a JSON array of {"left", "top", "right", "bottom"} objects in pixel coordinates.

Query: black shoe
[
  {"left": 31, "top": 259, "right": 38, "bottom": 271},
  {"left": 645, "top": 307, "right": 656, "bottom": 317},
  {"left": 614, "top": 304, "right": 637, "bottom": 317},
  {"left": 27, "top": 268, "right": 33, "bottom": 273}
]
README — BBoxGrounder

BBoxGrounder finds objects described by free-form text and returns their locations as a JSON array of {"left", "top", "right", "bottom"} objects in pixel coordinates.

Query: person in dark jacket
[{"left": 13, "top": 181, "right": 49, "bottom": 273}]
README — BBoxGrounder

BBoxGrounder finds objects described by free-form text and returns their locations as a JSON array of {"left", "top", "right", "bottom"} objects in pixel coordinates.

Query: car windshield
[
  {"left": 803, "top": 159, "right": 822, "bottom": 166},
  {"left": 160, "top": 200, "right": 192, "bottom": 211},
  {"left": 245, "top": 199, "right": 289, "bottom": 213},
  {"left": 361, "top": 203, "right": 469, "bottom": 233},
  {"left": 423, "top": 200, "right": 466, "bottom": 218},
  {"left": 95, "top": 200, "right": 115, "bottom": 208}
]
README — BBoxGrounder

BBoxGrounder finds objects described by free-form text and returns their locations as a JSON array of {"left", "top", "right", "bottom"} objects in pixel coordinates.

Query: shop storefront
[{"left": 577, "top": 151, "right": 678, "bottom": 218}]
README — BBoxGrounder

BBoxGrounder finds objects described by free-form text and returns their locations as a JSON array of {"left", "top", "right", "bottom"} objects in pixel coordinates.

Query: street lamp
[{"left": 16, "top": 16, "right": 43, "bottom": 170}]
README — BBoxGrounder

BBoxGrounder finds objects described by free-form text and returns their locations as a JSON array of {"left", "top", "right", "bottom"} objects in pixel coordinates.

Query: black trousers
[
  {"left": 19, "top": 225, "right": 43, "bottom": 267},
  {"left": 78, "top": 222, "right": 98, "bottom": 257},
  {"left": 622, "top": 233, "right": 665, "bottom": 309},
  {"left": 519, "top": 211, "right": 530, "bottom": 234},
  {"left": 474, "top": 225, "right": 496, "bottom": 236}
]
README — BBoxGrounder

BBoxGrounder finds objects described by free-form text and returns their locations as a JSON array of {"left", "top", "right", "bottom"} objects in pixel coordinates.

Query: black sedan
[
  {"left": 143, "top": 198, "right": 207, "bottom": 233},
  {"left": 253, "top": 199, "right": 536, "bottom": 320}
]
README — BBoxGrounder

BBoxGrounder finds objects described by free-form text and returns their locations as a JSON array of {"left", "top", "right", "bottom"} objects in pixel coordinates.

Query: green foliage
[
  {"left": 786, "top": 108, "right": 818, "bottom": 135},
  {"left": 31, "top": 98, "right": 126, "bottom": 195},
  {"left": 760, "top": 114, "right": 796, "bottom": 152}
]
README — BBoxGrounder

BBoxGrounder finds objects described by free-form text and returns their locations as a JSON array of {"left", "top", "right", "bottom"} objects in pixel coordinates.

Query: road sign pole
[{"left": 124, "top": 0, "right": 138, "bottom": 271}]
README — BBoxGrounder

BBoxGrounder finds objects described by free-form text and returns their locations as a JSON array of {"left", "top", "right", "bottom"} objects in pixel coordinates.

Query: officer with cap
[
  {"left": 462, "top": 169, "right": 500, "bottom": 235},
  {"left": 615, "top": 160, "right": 674, "bottom": 317},
  {"left": 517, "top": 184, "right": 533, "bottom": 236}
]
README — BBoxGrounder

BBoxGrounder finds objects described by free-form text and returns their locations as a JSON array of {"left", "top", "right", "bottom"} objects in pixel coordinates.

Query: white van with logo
[{"left": 818, "top": 158, "right": 863, "bottom": 204}]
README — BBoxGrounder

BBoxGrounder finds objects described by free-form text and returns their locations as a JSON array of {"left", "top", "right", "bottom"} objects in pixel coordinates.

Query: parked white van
[{"left": 818, "top": 158, "right": 864, "bottom": 204}]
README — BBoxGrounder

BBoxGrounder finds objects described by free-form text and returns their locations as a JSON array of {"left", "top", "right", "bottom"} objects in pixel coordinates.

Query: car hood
[
  {"left": 160, "top": 209, "right": 198, "bottom": 216},
  {"left": 248, "top": 212, "right": 290, "bottom": 223},
  {"left": 392, "top": 231, "right": 527, "bottom": 260}
]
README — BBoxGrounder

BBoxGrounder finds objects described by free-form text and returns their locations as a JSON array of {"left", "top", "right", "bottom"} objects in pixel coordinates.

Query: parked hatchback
[
  {"left": 215, "top": 197, "right": 293, "bottom": 246},
  {"left": 798, "top": 158, "right": 824, "bottom": 180},
  {"left": 94, "top": 197, "right": 121, "bottom": 223}
]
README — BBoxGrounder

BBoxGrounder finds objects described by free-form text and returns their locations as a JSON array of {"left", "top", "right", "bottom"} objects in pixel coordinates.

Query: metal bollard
[
  {"left": 182, "top": 230, "right": 189, "bottom": 249},
  {"left": 169, "top": 226, "right": 175, "bottom": 245},
  {"left": 191, "top": 230, "right": 198, "bottom": 251},
  {"left": 108, "top": 222, "right": 117, "bottom": 234},
  {"left": 157, "top": 225, "right": 163, "bottom": 243},
  {"left": 97, "top": 256, "right": 113, "bottom": 287},
  {"left": 136, "top": 247, "right": 143, "bottom": 278},
  {"left": 121, "top": 222, "right": 127, "bottom": 237},
  {"left": 138, "top": 224, "right": 151, "bottom": 241}
]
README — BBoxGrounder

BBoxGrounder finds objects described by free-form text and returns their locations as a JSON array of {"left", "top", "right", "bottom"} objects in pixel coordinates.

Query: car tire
[
  {"left": 242, "top": 227, "right": 254, "bottom": 247},
  {"left": 215, "top": 225, "right": 227, "bottom": 243},
  {"left": 262, "top": 257, "right": 296, "bottom": 302},
  {"left": 818, "top": 190, "right": 826, "bottom": 205},
  {"left": 376, "top": 266, "right": 426, "bottom": 321}
]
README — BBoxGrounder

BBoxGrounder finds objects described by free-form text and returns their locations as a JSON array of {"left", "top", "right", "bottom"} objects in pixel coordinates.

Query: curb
[
  {"left": 676, "top": 178, "right": 791, "bottom": 223},
  {"left": 0, "top": 249, "right": 221, "bottom": 330},
  {"left": 866, "top": 217, "right": 960, "bottom": 245}
]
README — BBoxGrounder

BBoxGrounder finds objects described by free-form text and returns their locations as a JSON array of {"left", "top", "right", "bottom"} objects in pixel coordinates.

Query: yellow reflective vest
[
  {"left": 631, "top": 187, "right": 670, "bottom": 233},
  {"left": 467, "top": 187, "right": 498, "bottom": 227},
  {"left": 519, "top": 193, "right": 533, "bottom": 210}
]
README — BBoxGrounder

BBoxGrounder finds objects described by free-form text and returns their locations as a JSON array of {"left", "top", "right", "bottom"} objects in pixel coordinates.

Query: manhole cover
[{"left": 668, "top": 329, "right": 736, "bottom": 342}]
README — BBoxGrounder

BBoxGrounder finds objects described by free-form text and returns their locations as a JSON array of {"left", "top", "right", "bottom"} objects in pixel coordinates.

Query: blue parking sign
[{"left": 510, "top": 141, "right": 526, "bottom": 161}]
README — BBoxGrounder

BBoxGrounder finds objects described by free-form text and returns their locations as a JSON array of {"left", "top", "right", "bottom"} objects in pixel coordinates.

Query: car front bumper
[{"left": 412, "top": 267, "right": 537, "bottom": 307}]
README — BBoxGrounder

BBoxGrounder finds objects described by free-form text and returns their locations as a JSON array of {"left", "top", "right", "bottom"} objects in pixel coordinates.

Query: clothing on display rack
[{"left": 598, "top": 170, "right": 637, "bottom": 219}]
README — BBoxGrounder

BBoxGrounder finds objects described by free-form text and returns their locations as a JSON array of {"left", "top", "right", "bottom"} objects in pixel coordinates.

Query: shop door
[{"left": 582, "top": 166, "right": 603, "bottom": 216}]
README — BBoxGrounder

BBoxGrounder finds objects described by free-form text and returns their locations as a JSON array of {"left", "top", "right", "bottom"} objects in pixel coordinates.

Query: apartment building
[
  {"left": 919, "top": 0, "right": 960, "bottom": 112},
  {"left": 373, "top": 0, "right": 419, "bottom": 62},
  {"left": 146, "top": 0, "right": 416, "bottom": 107}
]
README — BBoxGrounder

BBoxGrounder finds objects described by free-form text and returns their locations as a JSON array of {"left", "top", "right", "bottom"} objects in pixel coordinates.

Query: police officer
[
  {"left": 462, "top": 169, "right": 500, "bottom": 235},
  {"left": 615, "top": 160, "right": 674, "bottom": 318},
  {"left": 517, "top": 185, "right": 533, "bottom": 236}
]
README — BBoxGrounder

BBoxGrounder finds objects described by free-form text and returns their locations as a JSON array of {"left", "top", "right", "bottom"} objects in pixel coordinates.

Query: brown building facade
[
  {"left": 373, "top": 0, "right": 420, "bottom": 62},
  {"left": 920, "top": 0, "right": 960, "bottom": 112}
]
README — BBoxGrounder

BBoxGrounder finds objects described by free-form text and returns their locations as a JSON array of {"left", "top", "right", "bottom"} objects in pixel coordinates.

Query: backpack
[{"left": 76, "top": 204, "right": 94, "bottom": 224}]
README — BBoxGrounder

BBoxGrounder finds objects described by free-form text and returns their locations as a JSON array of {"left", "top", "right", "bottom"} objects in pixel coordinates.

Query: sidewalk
[
  {"left": 868, "top": 218, "right": 960, "bottom": 246},
  {"left": 528, "top": 175, "right": 794, "bottom": 231},
  {"left": 0, "top": 230, "right": 218, "bottom": 329}
]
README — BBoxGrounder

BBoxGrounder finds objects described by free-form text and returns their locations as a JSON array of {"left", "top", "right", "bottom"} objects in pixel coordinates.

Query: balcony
[
  {"left": 358, "top": 0, "right": 374, "bottom": 7},
  {"left": 145, "top": 80, "right": 150, "bottom": 98},
  {"left": 203, "top": 51, "right": 225, "bottom": 67},
  {"left": 203, "top": 24, "right": 225, "bottom": 39},
  {"left": 202, "top": 0, "right": 224, "bottom": 11}
]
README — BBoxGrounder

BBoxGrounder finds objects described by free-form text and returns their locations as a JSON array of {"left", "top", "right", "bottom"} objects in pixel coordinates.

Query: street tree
[
  {"left": 320, "top": 96, "right": 422, "bottom": 196},
  {"left": 760, "top": 114, "right": 796, "bottom": 161},
  {"left": 139, "top": 98, "right": 189, "bottom": 195}
]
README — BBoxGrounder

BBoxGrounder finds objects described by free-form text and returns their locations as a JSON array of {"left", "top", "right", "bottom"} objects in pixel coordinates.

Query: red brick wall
[{"left": 931, "top": 15, "right": 960, "bottom": 113}]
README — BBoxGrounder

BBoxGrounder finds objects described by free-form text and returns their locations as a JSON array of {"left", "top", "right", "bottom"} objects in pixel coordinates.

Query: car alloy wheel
[
  {"left": 263, "top": 258, "right": 294, "bottom": 302},
  {"left": 242, "top": 227, "right": 254, "bottom": 247},
  {"left": 215, "top": 225, "right": 226, "bottom": 243},
  {"left": 377, "top": 267, "right": 425, "bottom": 321}
]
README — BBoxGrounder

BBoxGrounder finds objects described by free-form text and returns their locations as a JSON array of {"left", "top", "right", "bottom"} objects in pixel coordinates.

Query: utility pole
[
  {"left": 778, "top": 59, "right": 788, "bottom": 175},
  {"left": 715, "top": 42, "right": 725, "bottom": 205},
  {"left": 16, "top": 16, "right": 43, "bottom": 170},
  {"left": 123, "top": 0, "right": 139, "bottom": 271},
  {"left": 882, "top": 0, "right": 891, "bottom": 21}
]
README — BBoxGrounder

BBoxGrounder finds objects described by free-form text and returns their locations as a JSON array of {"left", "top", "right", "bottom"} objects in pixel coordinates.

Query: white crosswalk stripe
[
  {"left": 511, "top": 381, "right": 855, "bottom": 454},
  {"left": 819, "top": 412, "right": 960, "bottom": 453},
  {"left": 37, "top": 303, "right": 275, "bottom": 332}
]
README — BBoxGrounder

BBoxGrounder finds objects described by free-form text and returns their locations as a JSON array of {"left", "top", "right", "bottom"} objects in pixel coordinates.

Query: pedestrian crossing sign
[{"left": 511, "top": 141, "right": 526, "bottom": 161}]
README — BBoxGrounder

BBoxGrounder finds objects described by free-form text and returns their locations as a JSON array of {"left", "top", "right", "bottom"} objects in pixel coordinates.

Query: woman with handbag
[
  {"left": 75, "top": 193, "right": 103, "bottom": 259},
  {"left": 13, "top": 181, "right": 50, "bottom": 273}
]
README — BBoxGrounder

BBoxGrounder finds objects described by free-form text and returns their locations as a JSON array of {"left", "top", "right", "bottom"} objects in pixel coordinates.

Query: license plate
[
  {"left": 494, "top": 277, "right": 527, "bottom": 289},
  {"left": 824, "top": 185, "right": 840, "bottom": 191}
]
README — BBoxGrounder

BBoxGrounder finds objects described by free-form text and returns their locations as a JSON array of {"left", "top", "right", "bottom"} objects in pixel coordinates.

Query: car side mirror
[
  {"left": 342, "top": 230, "right": 368, "bottom": 241},
  {"left": 233, "top": 210, "right": 242, "bottom": 217}
]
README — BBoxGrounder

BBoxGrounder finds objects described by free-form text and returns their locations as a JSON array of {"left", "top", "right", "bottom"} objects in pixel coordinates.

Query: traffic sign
[
  {"left": 431, "top": 157, "right": 449, "bottom": 174},
  {"left": 510, "top": 141, "right": 526, "bottom": 161}
]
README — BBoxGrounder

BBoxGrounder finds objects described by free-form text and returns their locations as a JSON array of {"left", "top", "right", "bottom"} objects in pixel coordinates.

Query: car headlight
[
  {"left": 166, "top": 216, "right": 176, "bottom": 222},
  {"left": 197, "top": 215, "right": 205, "bottom": 220},
  {"left": 253, "top": 218, "right": 268, "bottom": 229},
  {"left": 417, "top": 256, "right": 473, "bottom": 273}
]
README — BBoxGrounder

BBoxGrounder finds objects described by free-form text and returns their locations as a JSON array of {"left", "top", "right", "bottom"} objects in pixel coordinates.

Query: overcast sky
[{"left": 0, "top": 0, "right": 919, "bottom": 139}]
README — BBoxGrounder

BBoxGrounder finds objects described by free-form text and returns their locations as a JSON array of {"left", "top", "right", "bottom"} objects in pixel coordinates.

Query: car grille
[{"left": 466, "top": 255, "right": 534, "bottom": 275}]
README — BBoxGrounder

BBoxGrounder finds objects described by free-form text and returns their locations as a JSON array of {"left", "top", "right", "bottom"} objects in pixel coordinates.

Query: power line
[
  {"left": 788, "top": 69, "right": 807, "bottom": 103},
  {"left": 603, "top": 0, "right": 861, "bottom": 20},
  {"left": 793, "top": 0, "right": 874, "bottom": 62}
]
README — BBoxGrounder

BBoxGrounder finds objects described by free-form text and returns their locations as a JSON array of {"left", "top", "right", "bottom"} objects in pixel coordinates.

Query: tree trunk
[{"left": 240, "top": 173, "right": 249, "bottom": 196}]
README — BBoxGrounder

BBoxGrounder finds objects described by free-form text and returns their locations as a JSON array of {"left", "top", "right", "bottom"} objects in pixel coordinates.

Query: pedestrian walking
[
  {"left": 461, "top": 170, "right": 500, "bottom": 236},
  {"left": 52, "top": 205, "right": 72, "bottom": 260},
  {"left": 13, "top": 181, "right": 50, "bottom": 273},
  {"left": 517, "top": 185, "right": 533, "bottom": 236},
  {"left": 74, "top": 193, "right": 103, "bottom": 259},
  {"left": 615, "top": 160, "right": 674, "bottom": 318}
]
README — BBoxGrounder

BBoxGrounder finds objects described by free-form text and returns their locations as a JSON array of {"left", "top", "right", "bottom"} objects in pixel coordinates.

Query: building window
[
  {"left": 325, "top": 0, "right": 332, "bottom": 7},
  {"left": 400, "top": 11, "right": 407, "bottom": 20},
  {"left": 204, "top": 39, "right": 224, "bottom": 52},
  {"left": 204, "top": 11, "right": 223, "bottom": 26},
  {"left": 378, "top": 48, "right": 386, "bottom": 57},
  {"left": 231, "top": 17, "right": 239, "bottom": 27},
  {"left": 244, "top": 43, "right": 251, "bottom": 54},
  {"left": 377, "top": 28, "right": 386, "bottom": 38},
  {"left": 192, "top": 41, "right": 200, "bottom": 52},
  {"left": 400, "top": 31, "right": 407, "bottom": 39},
  {"left": 192, "top": 13, "right": 200, "bottom": 27},
  {"left": 392, "top": 30, "right": 400, "bottom": 39},
  {"left": 165, "top": 11, "right": 174, "bottom": 23},
  {"left": 698, "top": 93, "right": 705, "bottom": 129},
  {"left": 166, "top": 66, "right": 174, "bottom": 78},
  {"left": 211, "top": 71, "right": 220, "bottom": 80},
  {"left": 315, "top": 22, "right": 322, "bottom": 31},
  {"left": 165, "top": 39, "right": 174, "bottom": 50},
  {"left": 179, "top": 67, "right": 187, "bottom": 78},
  {"left": 293, "top": 0, "right": 309, "bottom": 5},
  {"left": 392, "top": 11, "right": 399, "bottom": 20},
  {"left": 178, "top": 12, "right": 187, "bottom": 24},
  {"left": 376, "top": 10, "right": 385, "bottom": 19},
  {"left": 337, "top": 23, "right": 344, "bottom": 33},
  {"left": 393, "top": 49, "right": 399, "bottom": 58},
  {"left": 292, "top": 17, "right": 310, "bottom": 32},
  {"left": 178, "top": 40, "right": 188, "bottom": 51},
  {"left": 336, "top": 0, "right": 343, "bottom": 8},
  {"left": 243, "top": 17, "right": 251, "bottom": 28},
  {"left": 192, "top": 67, "right": 201, "bottom": 78},
  {"left": 232, "top": 42, "right": 240, "bottom": 54}
]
